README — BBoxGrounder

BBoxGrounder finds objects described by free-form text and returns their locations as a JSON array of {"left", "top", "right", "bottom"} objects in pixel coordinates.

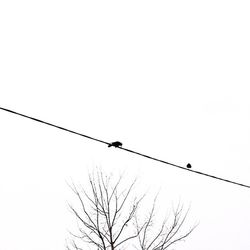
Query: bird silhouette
[
  {"left": 108, "top": 141, "right": 123, "bottom": 148},
  {"left": 186, "top": 163, "right": 192, "bottom": 169}
]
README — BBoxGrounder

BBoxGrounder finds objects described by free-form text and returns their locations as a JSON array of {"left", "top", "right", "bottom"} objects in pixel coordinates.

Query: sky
[{"left": 0, "top": 0, "right": 250, "bottom": 249}]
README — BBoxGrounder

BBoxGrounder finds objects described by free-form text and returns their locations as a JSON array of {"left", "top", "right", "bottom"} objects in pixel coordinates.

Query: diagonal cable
[{"left": 0, "top": 106, "right": 250, "bottom": 189}]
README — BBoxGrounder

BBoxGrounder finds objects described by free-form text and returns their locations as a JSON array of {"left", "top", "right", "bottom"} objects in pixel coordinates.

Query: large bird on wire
[{"left": 108, "top": 141, "right": 123, "bottom": 148}]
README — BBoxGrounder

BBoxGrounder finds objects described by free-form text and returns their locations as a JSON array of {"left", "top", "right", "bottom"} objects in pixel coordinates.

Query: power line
[
  {"left": 1, "top": 106, "right": 250, "bottom": 190},
  {"left": 0, "top": 106, "right": 109, "bottom": 145}
]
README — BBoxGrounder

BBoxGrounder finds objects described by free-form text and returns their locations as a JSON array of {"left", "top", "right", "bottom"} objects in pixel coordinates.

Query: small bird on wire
[
  {"left": 186, "top": 163, "right": 192, "bottom": 169},
  {"left": 108, "top": 141, "right": 123, "bottom": 148}
]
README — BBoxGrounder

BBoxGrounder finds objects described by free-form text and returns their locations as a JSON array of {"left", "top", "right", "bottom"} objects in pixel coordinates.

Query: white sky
[{"left": 1, "top": 0, "right": 250, "bottom": 249}]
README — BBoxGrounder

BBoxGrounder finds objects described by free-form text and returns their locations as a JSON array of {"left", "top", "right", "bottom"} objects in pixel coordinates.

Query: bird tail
[{"left": 108, "top": 144, "right": 112, "bottom": 147}]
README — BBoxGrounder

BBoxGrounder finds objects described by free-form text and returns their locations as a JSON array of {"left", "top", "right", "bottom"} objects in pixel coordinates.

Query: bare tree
[{"left": 66, "top": 171, "right": 196, "bottom": 250}]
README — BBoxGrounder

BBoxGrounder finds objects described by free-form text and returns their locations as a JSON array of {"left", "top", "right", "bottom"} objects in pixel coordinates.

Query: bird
[
  {"left": 108, "top": 141, "right": 123, "bottom": 148},
  {"left": 186, "top": 163, "right": 192, "bottom": 169}
]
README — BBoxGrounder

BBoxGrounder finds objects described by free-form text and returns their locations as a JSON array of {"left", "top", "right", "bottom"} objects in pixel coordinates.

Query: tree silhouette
[{"left": 66, "top": 171, "right": 196, "bottom": 250}]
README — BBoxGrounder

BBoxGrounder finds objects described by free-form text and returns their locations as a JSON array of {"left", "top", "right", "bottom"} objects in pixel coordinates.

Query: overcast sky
[{"left": 1, "top": 1, "right": 250, "bottom": 250}]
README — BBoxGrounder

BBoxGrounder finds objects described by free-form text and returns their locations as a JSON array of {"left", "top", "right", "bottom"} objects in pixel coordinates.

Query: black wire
[
  {"left": 1, "top": 106, "right": 250, "bottom": 190},
  {"left": 0, "top": 106, "right": 109, "bottom": 145}
]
